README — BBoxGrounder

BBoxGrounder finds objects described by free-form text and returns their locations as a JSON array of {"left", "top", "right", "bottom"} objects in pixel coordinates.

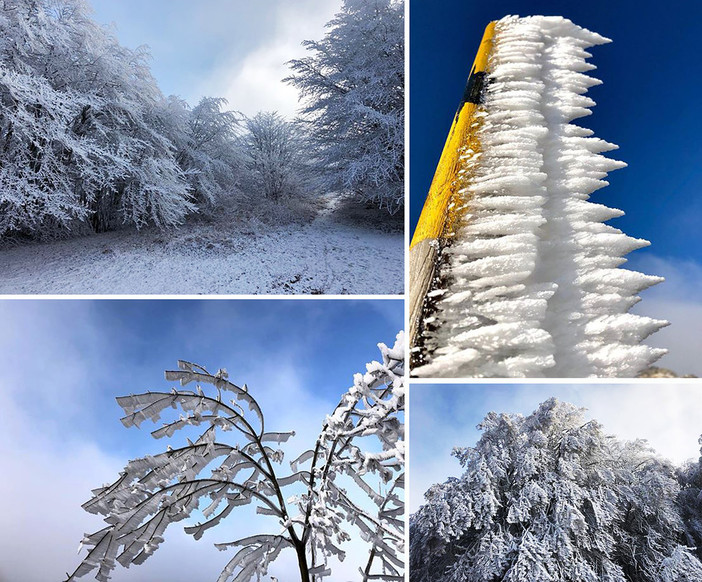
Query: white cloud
[
  {"left": 90, "top": 0, "right": 343, "bottom": 116},
  {"left": 195, "top": 0, "right": 342, "bottom": 117},
  {"left": 627, "top": 253, "right": 702, "bottom": 376}
]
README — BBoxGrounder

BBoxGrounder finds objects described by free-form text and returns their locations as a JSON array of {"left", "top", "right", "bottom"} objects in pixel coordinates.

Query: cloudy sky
[
  {"left": 0, "top": 299, "right": 403, "bottom": 582},
  {"left": 410, "top": 382, "right": 702, "bottom": 514},
  {"left": 89, "top": 0, "right": 342, "bottom": 117}
]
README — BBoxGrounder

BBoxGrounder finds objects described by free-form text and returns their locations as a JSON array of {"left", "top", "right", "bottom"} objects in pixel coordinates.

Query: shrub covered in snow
[
  {"left": 238, "top": 112, "right": 317, "bottom": 206},
  {"left": 0, "top": 0, "right": 197, "bottom": 237},
  {"left": 164, "top": 96, "right": 243, "bottom": 213}
]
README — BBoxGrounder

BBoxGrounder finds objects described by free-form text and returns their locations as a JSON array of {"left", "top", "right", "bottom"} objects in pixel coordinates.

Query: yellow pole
[{"left": 409, "top": 21, "right": 496, "bottom": 351}]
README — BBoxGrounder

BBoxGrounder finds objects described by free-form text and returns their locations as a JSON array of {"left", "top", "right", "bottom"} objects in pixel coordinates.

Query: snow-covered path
[{"left": 0, "top": 203, "right": 403, "bottom": 295}]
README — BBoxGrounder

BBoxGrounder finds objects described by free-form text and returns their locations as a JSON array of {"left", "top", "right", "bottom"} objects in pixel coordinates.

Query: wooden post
[{"left": 409, "top": 21, "right": 496, "bottom": 351}]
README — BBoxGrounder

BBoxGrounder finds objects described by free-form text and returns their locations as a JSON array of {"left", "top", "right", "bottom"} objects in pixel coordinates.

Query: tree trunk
[{"left": 294, "top": 540, "right": 310, "bottom": 582}]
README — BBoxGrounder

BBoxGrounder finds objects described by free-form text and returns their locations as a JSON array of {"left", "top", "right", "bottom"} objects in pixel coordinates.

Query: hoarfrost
[
  {"left": 416, "top": 16, "right": 668, "bottom": 378},
  {"left": 66, "top": 332, "right": 405, "bottom": 582}
]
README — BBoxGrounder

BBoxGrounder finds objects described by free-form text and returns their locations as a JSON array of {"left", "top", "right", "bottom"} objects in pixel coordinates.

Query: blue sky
[
  {"left": 0, "top": 299, "right": 402, "bottom": 582},
  {"left": 89, "top": 0, "right": 341, "bottom": 117},
  {"left": 410, "top": 382, "right": 702, "bottom": 514},
  {"left": 410, "top": 0, "right": 702, "bottom": 373}
]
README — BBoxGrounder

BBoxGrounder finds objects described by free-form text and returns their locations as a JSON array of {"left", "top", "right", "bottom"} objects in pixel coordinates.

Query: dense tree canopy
[
  {"left": 410, "top": 399, "right": 702, "bottom": 582},
  {"left": 0, "top": 0, "right": 197, "bottom": 236},
  {"left": 679, "top": 438, "right": 702, "bottom": 564},
  {"left": 1, "top": 0, "right": 405, "bottom": 241},
  {"left": 286, "top": 0, "right": 404, "bottom": 213}
]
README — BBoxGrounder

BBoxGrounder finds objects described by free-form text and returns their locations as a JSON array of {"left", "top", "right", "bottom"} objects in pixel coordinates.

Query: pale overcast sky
[
  {"left": 0, "top": 299, "right": 402, "bottom": 582},
  {"left": 89, "top": 0, "right": 343, "bottom": 117},
  {"left": 410, "top": 383, "right": 702, "bottom": 514}
]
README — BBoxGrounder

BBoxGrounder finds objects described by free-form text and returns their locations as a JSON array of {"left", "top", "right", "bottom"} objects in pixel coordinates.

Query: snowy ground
[{"left": 0, "top": 196, "right": 403, "bottom": 295}]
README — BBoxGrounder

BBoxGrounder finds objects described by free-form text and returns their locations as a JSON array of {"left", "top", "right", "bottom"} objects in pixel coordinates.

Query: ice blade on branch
[
  {"left": 69, "top": 339, "right": 405, "bottom": 581},
  {"left": 260, "top": 431, "right": 296, "bottom": 444},
  {"left": 163, "top": 368, "right": 263, "bottom": 433},
  {"left": 290, "top": 449, "right": 315, "bottom": 472},
  {"left": 184, "top": 497, "right": 236, "bottom": 541},
  {"left": 275, "top": 471, "right": 311, "bottom": 488},
  {"left": 214, "top": 535, "right": 290, "bottom": 582},
  {"left": 309, "top": 564, "right": 332, "bottom": 576}
]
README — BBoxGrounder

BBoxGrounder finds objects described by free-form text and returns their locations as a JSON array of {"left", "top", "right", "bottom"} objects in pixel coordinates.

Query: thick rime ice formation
[
  {"left": 415, "top": 16, "right": 668, "bottom": 378},
  {"left": 65, "top": 333, "right": 405, "bottom": 582}
]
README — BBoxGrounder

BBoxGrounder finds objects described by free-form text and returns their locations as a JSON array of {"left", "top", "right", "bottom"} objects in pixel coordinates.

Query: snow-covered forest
[
  {"left": 0, "top": 0, "right": 403, "bottom": 293},
  {"left": 410, "top": 398, "right": 702, "bottom": 581}
]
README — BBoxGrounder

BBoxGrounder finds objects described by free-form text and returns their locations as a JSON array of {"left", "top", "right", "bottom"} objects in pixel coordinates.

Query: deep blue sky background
[
  {"left": 410, "top": 0, "right": 702, "bottom": 263},
  {"left": 8, "top": 299, "right": 402, "bottom": 455}
]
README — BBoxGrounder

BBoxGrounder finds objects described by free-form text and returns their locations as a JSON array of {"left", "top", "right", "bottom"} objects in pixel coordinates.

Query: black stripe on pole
[
  {"left": 463, "top": 71, "right": 488, "bottom": 105},
  {"left": 453, "top": 71, "right": 488, "bottom": 123}
]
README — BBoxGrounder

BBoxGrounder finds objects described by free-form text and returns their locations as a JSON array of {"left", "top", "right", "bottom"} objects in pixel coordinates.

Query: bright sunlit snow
[{"left": 0, "top": 198, "right": 402, "bottom": 294}]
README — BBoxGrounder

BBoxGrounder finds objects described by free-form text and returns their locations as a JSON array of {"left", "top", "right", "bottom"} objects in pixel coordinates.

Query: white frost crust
[{"left": 416, "top": 16, "right": 667, "bottom": 378}]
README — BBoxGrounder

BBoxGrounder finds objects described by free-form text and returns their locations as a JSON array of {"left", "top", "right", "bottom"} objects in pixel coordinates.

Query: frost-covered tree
[
  {"left": 165, "top": 96, "right": 242, "bottom": 210},
  {"left": 0, "top": 0, "right": 196, "bottom": 238},
  {"left": 679, "top": 437, "right": 702, "bottom": 562},
  {"left": 286, "top": 0, "right": 404, "bottom": 213},
  {"left": 410, "top": 399, "right": 702, "bottom": 582},
  {"left": 66, "top": 331, "right": 405, "bottom": 582},
  {"left": 0, "top": 68, "right": 95, "bottom": 235},
  {"left": 239, "top": 112, "right": 313, "bottom": 204}
]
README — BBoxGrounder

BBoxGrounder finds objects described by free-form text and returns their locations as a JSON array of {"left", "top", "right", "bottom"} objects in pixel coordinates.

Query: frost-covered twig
[{"left": 292, "top": 331, "right": 405, "bottom": 580}]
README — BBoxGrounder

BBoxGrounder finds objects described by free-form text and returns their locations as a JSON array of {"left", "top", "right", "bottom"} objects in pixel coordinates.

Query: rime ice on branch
[
  {"left": 66, "top": 332, "right": 405, "bottom": 582},
  {"left": 415, "top": 16, "right": 668, "bottom": 378}
]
